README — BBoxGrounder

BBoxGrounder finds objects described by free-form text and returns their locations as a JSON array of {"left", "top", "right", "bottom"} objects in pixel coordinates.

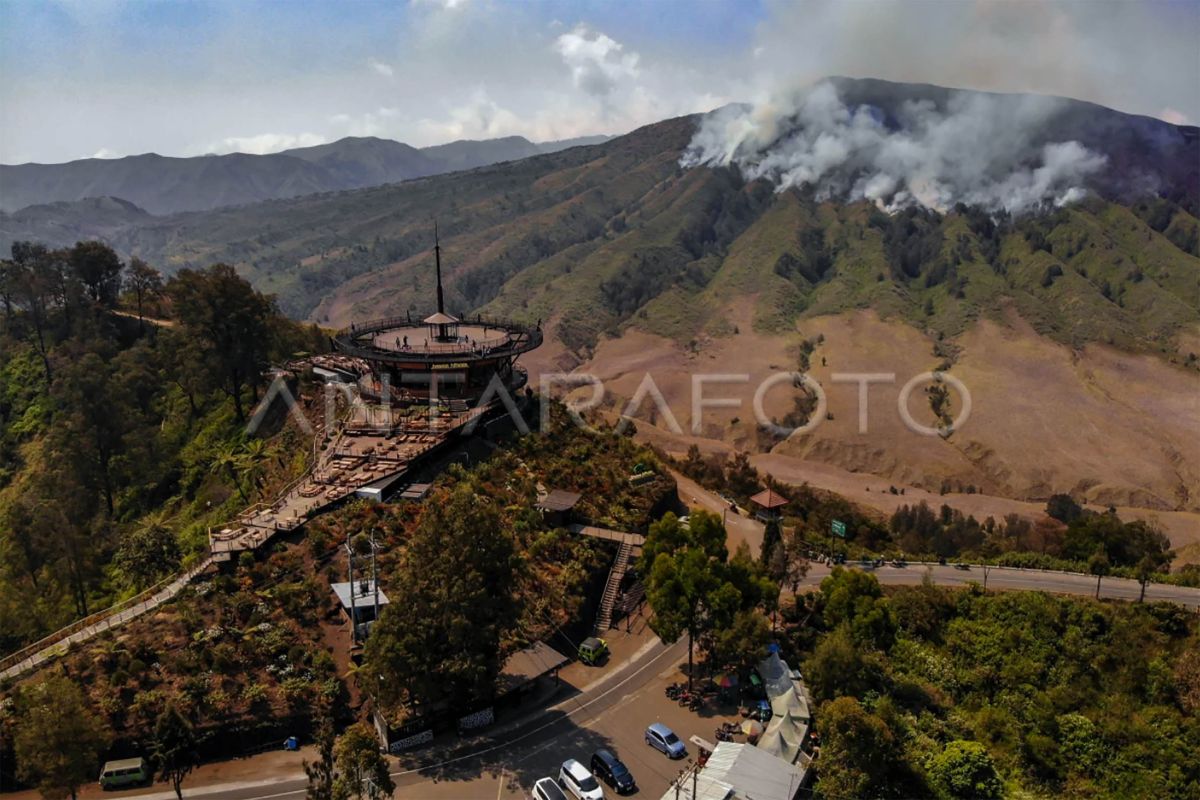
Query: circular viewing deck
[{"left": 331, "top": 314, "right": 543, "bottom": 365}]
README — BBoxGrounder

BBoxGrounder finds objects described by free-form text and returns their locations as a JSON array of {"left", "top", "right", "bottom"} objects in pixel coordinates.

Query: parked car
[
  {"left": 559, "top": 759, "right": 604, "bottom": 800},
  {"left": 591, "top": 749, "right": 636, "bottom": 794},
  {"left": 99, "top": 757, "right": 149, "bottom": 790},
  {"left": 645, "top": 722, "right": 687, "bottom": 759},
  {"left": 534, "top": 776, "right": 571, "bottom": 800},
  {"left": 579, "top": 637, "right": 609, "bottom": 666}
]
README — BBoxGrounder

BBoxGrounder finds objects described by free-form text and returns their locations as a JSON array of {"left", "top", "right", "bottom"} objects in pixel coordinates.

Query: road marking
[
  {"left": 213, "top": 639, "right": 683, "bottom": 800},
  {"left": 385, "top": 638, "right": 684, "bottom": 780}
]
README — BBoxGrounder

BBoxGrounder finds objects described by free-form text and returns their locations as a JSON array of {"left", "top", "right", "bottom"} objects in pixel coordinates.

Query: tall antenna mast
[{"left": 434, "top": 221, "right": 445, "bottom": 315}]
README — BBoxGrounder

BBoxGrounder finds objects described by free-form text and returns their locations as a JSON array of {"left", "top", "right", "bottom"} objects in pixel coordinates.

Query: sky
[{"left": 1, "top": 0, "right": 1197, "bottom": 165}]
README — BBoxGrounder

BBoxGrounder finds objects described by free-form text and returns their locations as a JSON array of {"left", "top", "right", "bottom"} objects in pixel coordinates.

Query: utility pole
[
  {"left": 370, "top": 530, "right": 380, "bottom": 625},
  {"left": 345, "top": 535, "right": 358, "bottom": 644}
]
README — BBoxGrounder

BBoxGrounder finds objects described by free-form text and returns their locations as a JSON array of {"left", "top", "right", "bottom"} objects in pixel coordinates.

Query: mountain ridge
[{"left": 0, "top": 133, "right": 615, "bottom": 215}]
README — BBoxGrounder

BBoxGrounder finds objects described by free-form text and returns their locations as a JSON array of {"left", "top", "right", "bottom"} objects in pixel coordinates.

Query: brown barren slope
[{"left": 553, "top": 308, "right": 1200, "bottom": 553}]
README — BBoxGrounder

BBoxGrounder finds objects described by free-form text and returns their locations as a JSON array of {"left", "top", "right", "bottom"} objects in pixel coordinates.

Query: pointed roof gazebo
[
  {"left": 424, "top": 311, "right": 459, "bottom": 342},
  {"left": 749, "top": 488, "right": 789, "bottom": 522}
]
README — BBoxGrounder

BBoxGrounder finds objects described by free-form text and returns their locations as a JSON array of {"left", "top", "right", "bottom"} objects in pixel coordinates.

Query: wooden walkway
[
  {"left": 0, "top": 559, "right": 213, "bottom": 681},
  {"left": 566, "top": 524, "right": 645, "bottom": 547}
]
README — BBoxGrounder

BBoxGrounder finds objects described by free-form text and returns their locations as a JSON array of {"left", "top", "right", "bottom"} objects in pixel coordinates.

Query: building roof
[
  {"left": 423, "top": 312, "right": 459, "bottom": 325},
  {"left": 757, "top": 650, "right": 812, "bottom": 767},
  {"left": 749, "top": 488, "right": 789, "bottom": 509},
  {"left": 537, "top": 489, "right": 582, "bottom": 513},
  {"left": 655, "top": 771, "right": 733, "bottom": 800},
  {"left": 398, "top": 482, "right": 433, "bottom": 500},
  {"left": 701, "top": 742, "right": 805, "bottom": 800},
  {"left": 330, "top": 580, "right": 390, "bottom": 612},
  {"left": 497, "top": 640, "right": 570, "bottom": 694}
]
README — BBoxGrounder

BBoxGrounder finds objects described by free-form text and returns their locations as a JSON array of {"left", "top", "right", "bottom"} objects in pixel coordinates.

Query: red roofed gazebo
[{"left": 749, "top": 488, "right": 789, "bottom": 522}]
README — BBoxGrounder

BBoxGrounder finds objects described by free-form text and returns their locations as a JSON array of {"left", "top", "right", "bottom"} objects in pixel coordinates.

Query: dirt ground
[{"left": 537, "top": 307, "right": 1200, "bottom": 559}]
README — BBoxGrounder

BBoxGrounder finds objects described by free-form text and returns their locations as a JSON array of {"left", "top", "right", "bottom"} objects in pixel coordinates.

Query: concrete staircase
[{"left": 595, "top": 541, "right": 634, "bottom": 633}]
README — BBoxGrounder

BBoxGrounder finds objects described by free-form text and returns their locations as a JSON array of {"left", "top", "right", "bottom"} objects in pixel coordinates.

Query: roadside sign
[{"left": 831, "top": 519, "right": 847, "bottom": 538}]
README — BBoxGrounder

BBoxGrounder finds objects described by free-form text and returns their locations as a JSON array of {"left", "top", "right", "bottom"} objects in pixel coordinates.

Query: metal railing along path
[{"left": 0, "top": 558, "right": 213, "bottom": 681}]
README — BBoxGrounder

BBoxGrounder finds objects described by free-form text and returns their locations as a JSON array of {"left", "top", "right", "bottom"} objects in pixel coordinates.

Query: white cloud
[
  {"left": 1160, "top": 107, "right": 1189, "bottom": 126},
  {"left": 415, "top": 88, "right": 525, "bottom": 142},
  {"left": 205, "top": 132, "right": 327, "bottom": 155},
  {"left": 554, "top": 25, "right": 640, "bottom": 101},
  {"left": 369, "top": 59, "right": 394, "bottom": 78},
  {"left": 410, "top": 0, "right": 468, "bottom": 9},
  {"left": 91, "top": 147, "right": 118, "bottom": 159},
  {"left": 328, "top": 107, "right": 404, "bottom": 138}
]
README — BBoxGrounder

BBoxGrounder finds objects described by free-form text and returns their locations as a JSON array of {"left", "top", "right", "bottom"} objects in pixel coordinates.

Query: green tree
[
  {"left": 1045, "top": 493, "right": 1082, "bottom": 524},
  {"left": 69, "top": 241, "right": 124, "bottom": 307},
  {"left": 708, "top": 608, "right": 772, "bottom": 674},
  {"left": 820, "top": 568, "right": 897, "bottom": 650},
  {"left": 804, "top": 626, "right": 876, "bottom": 701},
  {"left": 815, "top": 696, "right": 898, "bottom": 800},
  {"left": 210, "top": 444, "right": 249, "bottom": 503},
  {"left": 125, "top": 258, "right": 163, "bottom": 331},
  {"left": 644, "top": 512, "right": 776, "bottom": 686},
  {"left": 724, "top": 451, "right": 759, "bottom": 498},
  {"left": 13, "top": 674, "right": 110, "bottom": 800},
  {"left": 647, "top": 546, "right": 717, "bottom": 688},
  {"left": 364, "top": 482, "right": 521, "bottom": 713},
  {"left": 237, "top": 438, "right": 279, "bottom": 492},
  {"left": 760, "top": 518, "right": 781, "bottom": 567},
  {"left": 167, "top": 264, "right": 275, "bottom": 421},
  {"left": 331, "top": 723, "right": 394, "bottom": 800},
  {"left": 927, "top": 740, "right": 1004, "bottom": 800},
  {"left": 304, "top": 714, "right": 336, "bottom": 800},
  {"left": 152, "top": 703, "right": 200, "bottom": 800},
  {"left": 115, "top": 513, "right": 181, "bottom": 589}
]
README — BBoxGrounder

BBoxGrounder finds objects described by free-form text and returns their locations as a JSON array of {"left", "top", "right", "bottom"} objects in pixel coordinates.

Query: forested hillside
[
  {"left": 0, "top": 401, "right": 673, "bottom": 794},
  {"left": 0, "top": 241, "right": 325, "bottom": 652},
  {"left": 788, "top": 571, "right": 1200, "bottom": 799}
]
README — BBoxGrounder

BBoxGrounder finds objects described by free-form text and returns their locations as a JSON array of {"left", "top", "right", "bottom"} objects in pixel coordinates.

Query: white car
[
  {"left": 533, "top": 777, "right": 570, "bottom": 800},
  {"left": 559, "top": 758, "right": 604, "bottom": 800}
]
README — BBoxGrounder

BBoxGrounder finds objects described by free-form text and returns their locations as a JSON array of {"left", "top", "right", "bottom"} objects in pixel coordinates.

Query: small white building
[{"left": 330, "top": 579, "right": 390, "bottom": 640}]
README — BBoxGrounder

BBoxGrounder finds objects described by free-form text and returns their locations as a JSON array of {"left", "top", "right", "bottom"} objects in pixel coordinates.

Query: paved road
[{"left": 799, "top": 562, "right": 1200, "bottom": 609}]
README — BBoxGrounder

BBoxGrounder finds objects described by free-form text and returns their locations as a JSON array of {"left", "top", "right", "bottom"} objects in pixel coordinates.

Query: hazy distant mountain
[
  {"left": 0, "top": 151, "right": 338, "bottom": 215},
  {"left": 0, "top": 196, "right": 154, "bottom": 248},
  {"left": 533, "top": 134, "right": 613, "bottom": 153},
  {"left": 284, "top": 137, "right": 442, "bottom": 189},
  {"left": 0, "top": 133, "right": 614, "bottom": 215}
]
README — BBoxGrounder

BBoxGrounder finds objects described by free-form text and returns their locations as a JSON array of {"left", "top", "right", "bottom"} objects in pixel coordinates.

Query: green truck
[{"left": 99, "top": 757, "right": 149, "bottom": 790}]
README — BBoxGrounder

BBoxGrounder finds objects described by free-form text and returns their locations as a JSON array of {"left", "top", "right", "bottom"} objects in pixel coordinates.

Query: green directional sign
[{"left": 832, "top": 519, "right": 847, "bottom": 538}]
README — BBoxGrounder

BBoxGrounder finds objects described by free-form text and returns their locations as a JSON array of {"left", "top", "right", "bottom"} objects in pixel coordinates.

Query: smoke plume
[{"left": 681, "top": 80, "right": 1109, "bottom": 215}]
